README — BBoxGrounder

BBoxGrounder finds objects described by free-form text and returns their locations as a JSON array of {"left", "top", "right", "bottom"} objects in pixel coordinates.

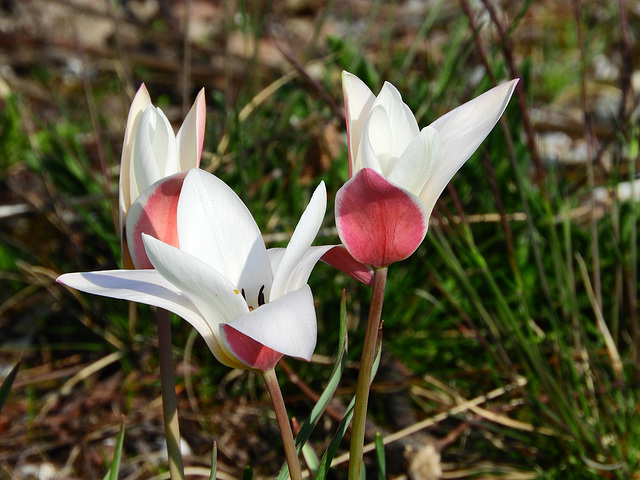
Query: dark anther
[
  {"left": 258, "top": 285, "right": 265, "bottom": 306},
  {"left": 241, "top": 288, "right": 247, "bottom": 301}
]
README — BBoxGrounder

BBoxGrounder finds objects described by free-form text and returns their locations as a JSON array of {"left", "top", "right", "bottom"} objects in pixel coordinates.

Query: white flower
[
  {"left": 59, "top": 169, "right": 332, "bottom": 371},
  {"left": 119, "top": 85, "right": 206, "bottom": 268}
]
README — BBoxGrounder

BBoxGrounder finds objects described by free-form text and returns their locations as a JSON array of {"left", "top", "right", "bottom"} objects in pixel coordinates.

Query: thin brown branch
[
  {"left": 479, "top": 0, "right": 546, "bottom": 194},
  {"left": 276, "top": 43, "right": 346, "bottom": 124},
  {"left": 571, "top": 0, "right": 602, "bottom": 310},
  {"left": 482, "top": 150, "right": 517, "bottom": 273}
]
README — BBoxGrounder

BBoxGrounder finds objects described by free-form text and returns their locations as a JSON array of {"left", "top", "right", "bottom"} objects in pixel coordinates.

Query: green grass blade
[
  {"left": 209, "top": 442, "right": 217, "bottom": 480},
  {"left": 314, "top": 396, "right": 356, "bottom": 480},
  {"left": 297, "top": 289, "right": 349, "bottom": 443},
  {"left": 301, "top": 441, "right": 320, "bottom": 476},
  {"left": 375, "top": 432, "right": 385, "bottom": 480},
  {"left": 103, "top": 415, "right": 125, "bottom": 480}
]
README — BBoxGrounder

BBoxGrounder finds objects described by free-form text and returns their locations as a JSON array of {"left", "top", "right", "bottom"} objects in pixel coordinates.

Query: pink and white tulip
[
  {"left": 59, "top": 169, "right": 331, "bottom": 372},
  {"left": 336, "top": 71, "right": 518, "bottom": 268},
  {"left": 119, "top": 84, "right": 206, "bottom": 269}
]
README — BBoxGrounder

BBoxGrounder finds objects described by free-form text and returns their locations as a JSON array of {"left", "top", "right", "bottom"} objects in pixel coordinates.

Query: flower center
[{"left": 241, "top": 285, "right": 266, "bottom": 311}]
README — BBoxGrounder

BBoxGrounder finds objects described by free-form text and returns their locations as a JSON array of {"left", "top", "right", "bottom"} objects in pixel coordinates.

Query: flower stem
[
  {"left": 263, "top": 369, "right": 303, "bottom": 480},
  {"left": 348, "top": 267, "right": 388, "bottom": 480},
  {"left": 157, "top": 308, "right": 185, "bottom": 480}
]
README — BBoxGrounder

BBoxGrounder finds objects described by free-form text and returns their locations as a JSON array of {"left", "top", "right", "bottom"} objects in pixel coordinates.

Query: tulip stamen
[
  {"left": 239, "top": 287, "right": 267, "bottom": 311},
  {"left": 241, "top": 288, "right": 255, "bottom": 311}
]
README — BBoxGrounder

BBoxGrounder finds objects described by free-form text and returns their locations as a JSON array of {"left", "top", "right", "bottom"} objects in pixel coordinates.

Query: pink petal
[
  {"left": 125, "top": 172, "right": 187, "bottom": 269},
  {"left": 219, "top": 325, "right": 284, "bottom": 372},
  {"left": 320, "top": 245, "right": 374, "bottom": 286},
  {"left": 335, "top": 168, "right": 429, "bottom": 268}
]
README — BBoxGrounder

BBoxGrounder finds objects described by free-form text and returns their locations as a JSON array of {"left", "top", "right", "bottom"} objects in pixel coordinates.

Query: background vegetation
[{"left": 0, "top": 0, "right": 638, "bottom": 478}]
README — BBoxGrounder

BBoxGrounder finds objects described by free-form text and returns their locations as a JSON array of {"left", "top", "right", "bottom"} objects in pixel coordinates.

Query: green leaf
[
  {"left": 103, "top": 416, "right": 125, "bottom": 480},
  {"left": 276, "top": 290, "right": 349, "bottom": 480},
  {"left": 375, "top": 432, "right": 385, "bottom": 480},
  {"left": 301, "top": 441, "right": 320, "bottom": 476},
  {"left": 0, "top": 362, "right": 20, "bottom": 413}
]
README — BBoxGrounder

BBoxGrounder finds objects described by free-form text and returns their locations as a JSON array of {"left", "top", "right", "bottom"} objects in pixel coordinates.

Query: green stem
[
  {"left": 263, "top": 369, "right": 303, "bottom": 480},
  {"left": 348, "top": 267, "right": 388, "bottom": 480},
  {"left": 157, "top": 308, "right": 185, "bottom": 480}
]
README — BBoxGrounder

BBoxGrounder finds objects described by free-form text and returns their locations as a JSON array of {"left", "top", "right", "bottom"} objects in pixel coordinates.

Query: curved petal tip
[{"left": 321, "top": 246, "right": 374, "bottom": 286}]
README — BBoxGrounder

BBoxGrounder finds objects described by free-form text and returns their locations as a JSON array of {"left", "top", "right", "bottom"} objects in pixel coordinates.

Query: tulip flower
[
  {"left": 115, "top": 85, "right": 206, "bottom": 479},
  {"left": 336, "top": 71, "right": 518, "bottom": 268},
  {"left": 119, "top": 84, "right": 206, "bottom": 269},
  {"left": 59, "top": 169, "right": 331, "bottom": 372}
]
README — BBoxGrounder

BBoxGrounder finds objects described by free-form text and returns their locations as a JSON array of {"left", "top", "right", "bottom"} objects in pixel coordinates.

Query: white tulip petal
[
  {"left": 141, "top": 234, "right": 252, "bottom": 369},
  {"left": 58, "top": 269, "right": 199, "bottom": 320},
  {"left": 266, "top": 248, "right": 286, "bottom": 279},
  {"left": 357, "top": 106, "right": 389, "bottom": 175},
  {"left": 270, "top": 182, "right": 326, "bottom": 301},
  {"left": 143, "top": 234, "right": 249, "bottom": 325},
  {"left": 372, "top": 82, "right": 420, "bottom": 159},
  {"left": 131, "top": 107, "right": 163, "bottom": 202},
  {"left": 57, "top": 269, "right": 246, "bottom": 369},
  {"left": 342, "top": 71, "right": 376, "bottom": 172},
  {"left": 119, "top": 84, "right": 152, "bottom": 222},
  {"left": 154, "top": 107, "right": 180, "bottom": 177},
  {"left": 176, "top": 88, "right": 206, "bottom": 171},
  {"left": 270, "top": 244, "right": 336, "bottom": 295},
  {"left": 226, "top": 285, "right": 317, "bottom": 361},
  {"left": 176, "top": 169, "right": 272, "bottom": 306},
  {"left": 422, "top": 79, "right": 518, "bottom": 212},
  {"left": 387, "top": 126, "right": 441, "bottom": 196},
  {"left": 285, "top": 245, "right": 336, "bottom": 291}
]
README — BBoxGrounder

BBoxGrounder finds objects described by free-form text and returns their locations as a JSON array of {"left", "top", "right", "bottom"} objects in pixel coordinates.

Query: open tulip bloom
[
  {"left": 337, "top": 72, "right": 519, "bottom": 479},
  {"left": 59, "top": 168, "right": 332, "bottom": 373},
  {"left": 119, "top": 84, "right": 206, "bottom": 269},
  {"left": 113, "top": 84, "right": 207, "bottom": 479},
  {"left": 337, "top": 71, "right": 519, "bottom": 268}
]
